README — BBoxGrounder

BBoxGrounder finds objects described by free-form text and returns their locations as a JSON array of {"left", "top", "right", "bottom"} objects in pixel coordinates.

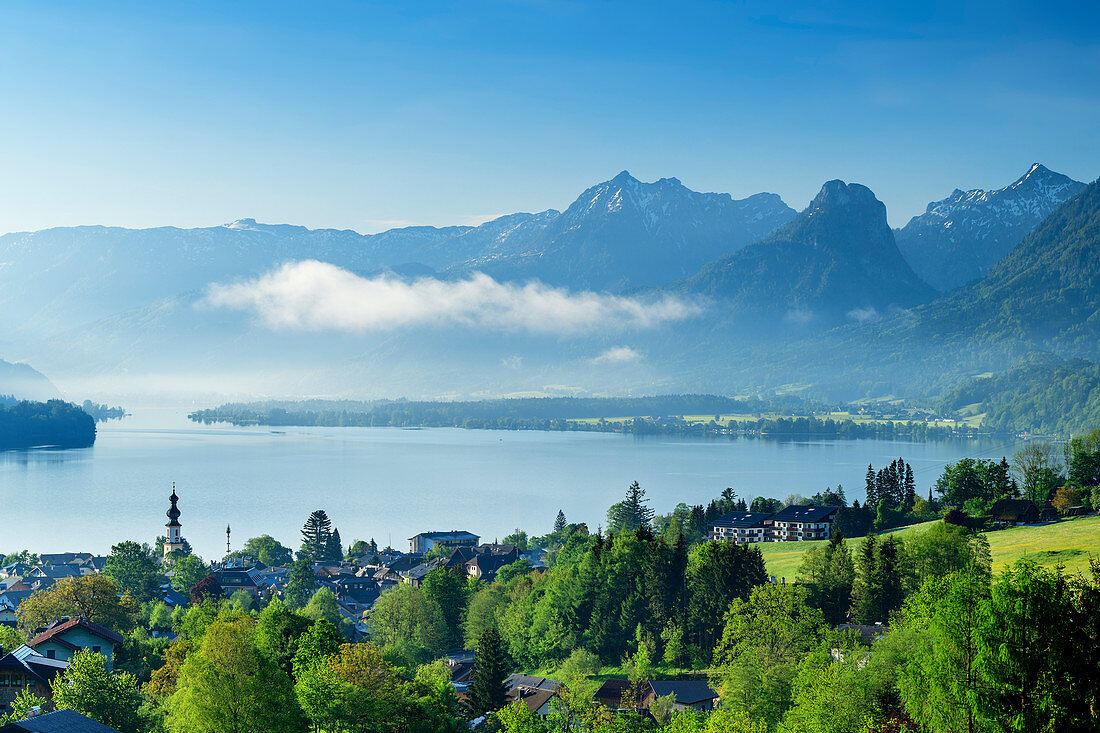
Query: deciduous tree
[{"left": 16, "top": 575, "right": 137, "bottom": 635}]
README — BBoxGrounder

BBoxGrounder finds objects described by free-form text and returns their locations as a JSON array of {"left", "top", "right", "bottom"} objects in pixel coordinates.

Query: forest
[
  {"left": 187, "top": 398, "right": 978, "bottom": 441},
  {"left": 0, "top": 399, "right": 96, "bottom": 449}
]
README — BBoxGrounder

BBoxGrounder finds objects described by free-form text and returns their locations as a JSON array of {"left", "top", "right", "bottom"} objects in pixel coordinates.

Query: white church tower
[{"left": 164, "top": 485, "right": 184, "bottom": 557}]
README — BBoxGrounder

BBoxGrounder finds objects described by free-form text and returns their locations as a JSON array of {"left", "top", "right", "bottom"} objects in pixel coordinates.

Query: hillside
[
  {"left": 938, "top": 354, "right": 1100, "bottom": 435},
  {"left": 759, "top": 516, "right": 1100, "bottom": 579},
  {"left": 896, "top": 164, "right": 1085, "bottom": 291}
]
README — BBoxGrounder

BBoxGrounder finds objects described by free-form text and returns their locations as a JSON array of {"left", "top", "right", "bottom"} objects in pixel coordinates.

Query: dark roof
[
  {"left": 711, "top": 511, "right": 771, "bottom": 529},
  {"left": 33, "top": 565, "right": 82, "bottom": 579},
  {"left": 38, "top": 553, "right": 93, "bottom": 566},
  {"left": 991, "top": 499, "right": 1038, "bottom": 520},
  {"left": 649, "top": 680, "right": 718, "bottom": 705},
  {"left": 769, "top": 504, "right": 841, "bottom": 523},
  {"left": 837, "top": 623, "right": 890, "bottom": 643},
  {"left": 0, "top": 709, "right": 122, "bottom": 732},
  {"left": 27, "top": 616, "right": 124, "bottom": 647},
  {"left": 505, "top": 674, "right": 561, "bottom": 693},
  {"left": 408, "top": 531, "right": 479, "bottom": 541}
]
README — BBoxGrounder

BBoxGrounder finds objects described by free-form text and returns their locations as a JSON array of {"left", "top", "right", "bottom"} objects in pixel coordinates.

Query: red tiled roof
[{"left": 27, "top": 616, "right": 124, "bottom": 648}]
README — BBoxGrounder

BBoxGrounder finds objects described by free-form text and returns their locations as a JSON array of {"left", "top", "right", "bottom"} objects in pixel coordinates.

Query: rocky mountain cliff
[{"left": 678, "top": 180, "right": 934, "bottom": 328}]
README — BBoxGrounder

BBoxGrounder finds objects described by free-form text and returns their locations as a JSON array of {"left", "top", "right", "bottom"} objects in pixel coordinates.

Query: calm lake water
[{"left": 0, "top": 410, "right": 1023, "bottom": 558}]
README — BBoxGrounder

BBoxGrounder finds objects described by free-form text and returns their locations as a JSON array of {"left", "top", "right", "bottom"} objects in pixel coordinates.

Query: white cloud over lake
[{"left": 204, "top": 260, "right": 701, "bottom": 335}]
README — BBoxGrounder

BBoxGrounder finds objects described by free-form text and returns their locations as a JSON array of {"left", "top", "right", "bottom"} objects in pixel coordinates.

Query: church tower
[{"left": 165, "top": 485, "right": 184, "bottom": 558}]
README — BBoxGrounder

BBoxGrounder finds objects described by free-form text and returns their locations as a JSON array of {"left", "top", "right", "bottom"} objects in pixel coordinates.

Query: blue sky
[{"left": 0, "top": 0, "right": 1096, "bottom": 233}]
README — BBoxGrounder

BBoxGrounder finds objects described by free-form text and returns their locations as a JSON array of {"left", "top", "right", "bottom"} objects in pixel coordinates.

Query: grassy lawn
[{"left": 759, "top": 516, "right": 1100, "bottom": 580}]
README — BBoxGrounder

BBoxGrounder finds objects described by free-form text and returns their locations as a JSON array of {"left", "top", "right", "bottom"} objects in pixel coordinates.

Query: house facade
[{"left": 26, "top": 618, "right": 124, "bottom": 671}]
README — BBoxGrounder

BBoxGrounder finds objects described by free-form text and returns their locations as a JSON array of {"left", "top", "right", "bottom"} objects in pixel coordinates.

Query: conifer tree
[
  {"left": 865, "top": 464, "right": 878, "bottom": 508},
  {"left": 299, "top": 510, "right": 332, "bottom": 562},
  {"left": 553, "top": 509, "right": 567, "bottom": 534},
  {"left": 325, "top": 527, "right": 342, "bottom": 563},
  {"left": 469, "top": 627, "right": 508, "bottom": 714}
]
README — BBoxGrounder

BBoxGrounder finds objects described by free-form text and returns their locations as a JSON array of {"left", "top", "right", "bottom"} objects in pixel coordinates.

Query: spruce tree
[
  {"left": 553, "top": 509, "right": 567, "bottom": 534},
  {"left": 854, "top": 533, "right": 880, "bottom": 623},
  {"left": 865, "top": 464, "right": 878, "bottom": 508},
  {"left": 299, "top": 509, "right": 332, "bottom": 562},
  {"left": 903, "top": 463, "right": 917, "bottom": 513},
  {"left": 469, "top": 626, "right": 508, "bottom": 714}
]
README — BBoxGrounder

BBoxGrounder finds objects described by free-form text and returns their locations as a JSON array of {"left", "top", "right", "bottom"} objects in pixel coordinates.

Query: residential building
[
  {"left": 407, "top": 531, "right": 479, "bottom": 555},
  {"left": 0, "top": 646, "right": 69, "bottom": 715},
  {"left": 765, "top": 504, "right": 840, "bottom": 541},
  {"left": 26, "top": 618, "right": 124, "bottom": 671},
  {"left": 707, "top": 511, "right": 770, "bottom": 543},
  {"left": 505, "top": 674, "right": 561, "bottom": 717}
]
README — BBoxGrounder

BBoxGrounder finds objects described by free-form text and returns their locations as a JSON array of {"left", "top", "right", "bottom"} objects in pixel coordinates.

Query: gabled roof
[
  {"left": 0, "top": 645, "right": 70, "bottom": 685},
  {"left": 0, "top": 708, "right": 122, "bottom": 732},
  {"left": 711, "top": 511, "right": 771, "bottom": 529},
  {"left": 27, "top": 616, "right": 124, "bottom": 648},
  {"left": 31, "top": 565, "right": 82, "bottom": 579},
  {"left": 649, "top": 680, "right": 718, "bottom": 705},
  {"left": 769, "top": 504, "right": 841, "bottom": 523}
]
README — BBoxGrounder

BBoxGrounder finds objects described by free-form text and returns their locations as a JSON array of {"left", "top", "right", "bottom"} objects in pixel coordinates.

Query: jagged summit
[{"left": 897, "top": 164, "right": 1086, "bottom": 291}]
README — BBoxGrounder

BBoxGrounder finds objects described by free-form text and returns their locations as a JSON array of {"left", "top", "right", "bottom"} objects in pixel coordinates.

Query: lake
[{"left": 0, "top": 410, "right": 1023, "bottom": 558}]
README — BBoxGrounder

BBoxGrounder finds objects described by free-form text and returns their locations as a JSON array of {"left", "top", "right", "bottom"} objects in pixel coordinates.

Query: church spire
[{"left": 164, "top": 483, "right": 184, "bottom": 558}]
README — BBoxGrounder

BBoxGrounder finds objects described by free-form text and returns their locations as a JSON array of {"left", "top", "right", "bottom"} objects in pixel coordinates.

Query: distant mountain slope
[
  {"left": 896, "top": 164, "right": 1085, "bottom": 291},
  {"left": 0, "top": 358, "right": 60, "bottom": 401},
  {"left": 466, "top": 171, "right": 796, "bottom": 290},
  {"left": 677, "top": 180, "right": 934, "bottom": 327}
]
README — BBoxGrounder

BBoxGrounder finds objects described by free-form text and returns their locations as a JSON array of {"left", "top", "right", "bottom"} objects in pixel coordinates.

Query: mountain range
[{"left": 0, "top": 165, "right": 1096, "bottom": 412}]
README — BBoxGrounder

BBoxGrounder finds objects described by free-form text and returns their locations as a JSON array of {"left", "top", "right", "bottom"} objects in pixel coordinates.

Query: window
[
  {"left": 0, "top": 674, "right": 8, "bottom": 686},
  {"left": 46, "top": 649, "right": 55, "bottom": 659},
  {"left": 12, "top": 674, "right": 21, "bottom": 687},
  {"left": 92, "top": 646, "right": 102, "bottom": 654}
]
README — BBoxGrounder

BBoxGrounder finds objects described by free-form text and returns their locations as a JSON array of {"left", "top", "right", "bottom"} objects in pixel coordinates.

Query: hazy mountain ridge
[
  {"left": 0, "top": 358, "right": 60, "bottom": 401},
  {"left": 895, "top": 163, "right": 1086, "bottom": 291}
]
